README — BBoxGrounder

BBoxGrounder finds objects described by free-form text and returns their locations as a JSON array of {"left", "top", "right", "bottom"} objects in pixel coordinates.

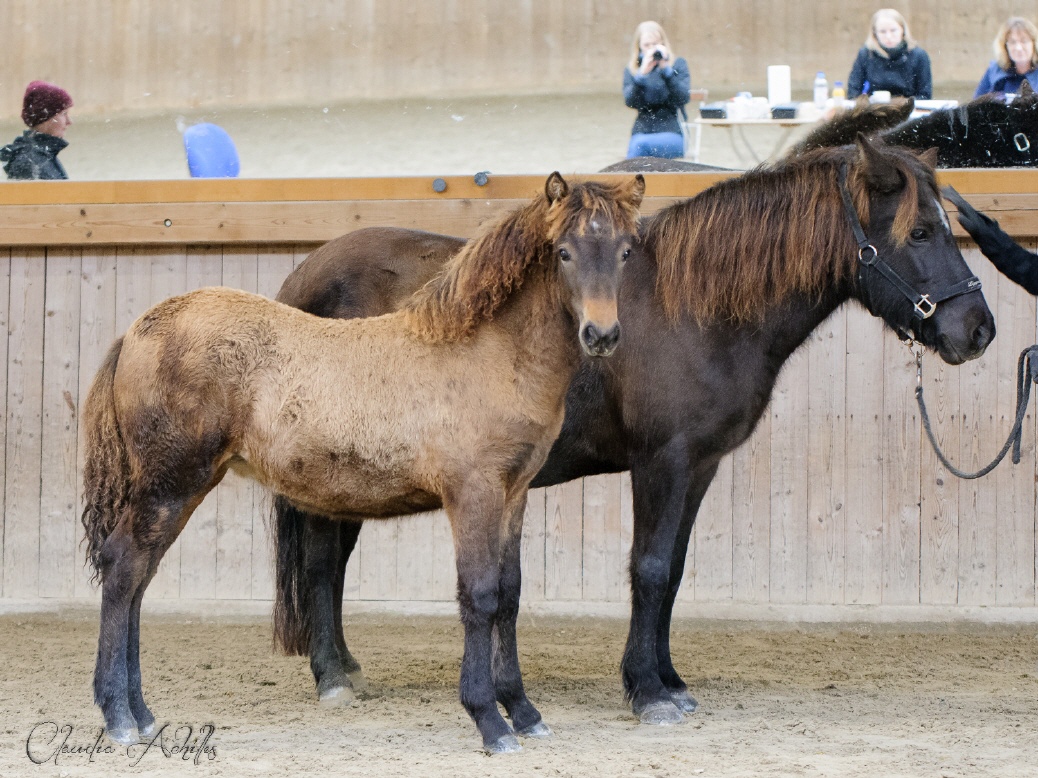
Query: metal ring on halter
[
  {"left": 913, "top": 294, "right": 936, "bottom": 319},
  {"left": 1014, "top": 132, "right": 1030, "bottom": 152},
  {"left": 858, "top": 244, "right": 878, "bottom": 264}
]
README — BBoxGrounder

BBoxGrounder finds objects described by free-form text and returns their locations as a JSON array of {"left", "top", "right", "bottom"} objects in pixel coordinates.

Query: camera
[{"left": 652, "top": 49, "right": 664, "bottom": 61}]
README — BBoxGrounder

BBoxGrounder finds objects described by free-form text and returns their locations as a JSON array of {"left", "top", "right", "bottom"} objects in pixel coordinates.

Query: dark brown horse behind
[
  {"left": 270, "top": 136, "right": 995, "bottom": 727},
  {"left": 81, "top": 172, "right": 645, "bottom": 753}
]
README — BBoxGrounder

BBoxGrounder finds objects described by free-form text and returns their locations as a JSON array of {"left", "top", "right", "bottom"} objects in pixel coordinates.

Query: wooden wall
[
  {"left": 0, "top": 171, "right": 1037, "bottom": 615},
  {"left": 2, "top": 1, "right": 1036, "bottom": 119}
]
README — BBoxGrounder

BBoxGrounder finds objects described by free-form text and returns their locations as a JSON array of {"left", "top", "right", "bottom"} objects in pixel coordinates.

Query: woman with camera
[{"left": 623, "top": 20, "right": 691, "bottom": 159}]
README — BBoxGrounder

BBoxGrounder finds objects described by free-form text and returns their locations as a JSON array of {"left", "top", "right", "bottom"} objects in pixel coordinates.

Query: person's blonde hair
[
  {"left": 864, "top": 9, "right": 917, "bottom": 58},
  {"left": 994, "top": 17, "right": 1038, "bottom": 71},
  {"left": 627, "top": 20, "right": 674, "bottom": 74}
]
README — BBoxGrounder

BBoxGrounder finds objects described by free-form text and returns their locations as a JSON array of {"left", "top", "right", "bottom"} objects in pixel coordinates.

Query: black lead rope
[{"left": 915, "top": 344, "right": 1038, "bottom": 479}]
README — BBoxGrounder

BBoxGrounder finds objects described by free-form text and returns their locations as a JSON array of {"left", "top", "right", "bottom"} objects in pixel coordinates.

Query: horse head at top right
[{"left": 844, "top": 133, "right": 995, "bottom": 365}]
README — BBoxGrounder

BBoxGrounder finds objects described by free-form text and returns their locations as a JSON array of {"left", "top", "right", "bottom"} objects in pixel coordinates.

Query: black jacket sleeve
[{"left": 946, "top": 187, "right": 1038, "bottom": 294}]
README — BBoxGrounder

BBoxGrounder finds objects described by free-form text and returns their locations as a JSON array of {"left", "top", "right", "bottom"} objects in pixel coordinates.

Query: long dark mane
[
  {"left": 648, "top": 144, "right": 935, "bottom": 324},
  {"left": 792, "top": 97, "right": 915, "bottom": 155},
  {"left": 404, "top": 180, "right": 641, "bottom": 341}
]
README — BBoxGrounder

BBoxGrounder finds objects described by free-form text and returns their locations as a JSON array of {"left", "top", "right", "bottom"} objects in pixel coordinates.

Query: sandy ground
[{"left": 0, "top": 609, "right": 1035, "bottom": 777}]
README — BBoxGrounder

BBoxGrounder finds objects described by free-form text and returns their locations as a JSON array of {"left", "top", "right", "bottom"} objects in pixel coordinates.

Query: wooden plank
[
  {"left": 75, "top": 248, "right": 118, "bottom": 599},
  {"left": 544, "top": 479, "right": 584, "bottom": 600},
  {"left": 956, "top": 257, "right": 1000, "bottom": 605},
  {"left": 843, "top": 310, "right": 886, "bottom": 604},
  {"left": 881, "top": 335, "right": 921, "bottom": 605},
  {"left": 769, "top": 348, "right": 809, "bottom": 603},
  {"left": 690, "top": 455, "right": 734, "bottom": 602},
  {"left": 732, "top": 414, "right": 771, "bottom": 602},
  {"left": 807, "top": 307, "right": 847, "bottom": 603},
  {"left": 429, "top": 509, "right": 457, "bottom": 602},
  {"left": 581, "top": 474, "right": 623, "bottom": 602},
  {"left": 520, "top": 487, "right": 548, "bottom": 604},
  {"left": 3, "top": 249, "right": 46, "bottom": 598},
  {"left": 175, "top": 248, "right": 223, "bottom": 600},
  {"left": 619, "top": 472, "right": 634, "bottom": 606},
  {"left": 0, "top": 249, "right": 10, "bottom": 596},
  {"left": 38, "top": 248, "right": 82, "bottom": 598},
  {"left": 989, "top": 246, "right": 1037, "bottom": 605}
]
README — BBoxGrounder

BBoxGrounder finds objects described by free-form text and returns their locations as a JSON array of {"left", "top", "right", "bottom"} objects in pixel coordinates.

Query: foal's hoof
[
  {"left": 516, "top": 721, "right": 553, "bottom": 739},
  {"left": 318, "top": 685, "right": 356, "bottom": 708},
  {"left": 347, "top": 669, "right": 369, "bottom": 694},
  {"left": 138, "top": 720, "right": 159, "bottom": 738},
  {"left": 106, "top": 726, "right": 140, "bottom": 746},
  {"left": 638, "top": 700, "right": 684, "bottom": 726},
  {"left": 669, "top": 690, "right": 700, "bottom": 714},
  {"left": 485, "top": 734, "right": 522, "bottom": 754}
]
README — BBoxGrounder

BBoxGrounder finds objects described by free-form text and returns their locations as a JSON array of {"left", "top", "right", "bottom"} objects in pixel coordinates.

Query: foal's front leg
[
  {"left": 448, "top": 482, "right": 520, "bottom": 754},
  {"left": 491, "top": 496, "right": 550, "bottom": 738}
]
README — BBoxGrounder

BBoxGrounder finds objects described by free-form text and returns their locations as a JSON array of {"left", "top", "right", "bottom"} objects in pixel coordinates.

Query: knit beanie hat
[{"left": 21, "top": 81, "right": 73, "bottom": 127}]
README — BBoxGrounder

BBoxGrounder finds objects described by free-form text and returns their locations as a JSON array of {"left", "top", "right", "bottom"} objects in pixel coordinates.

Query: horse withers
[
  {"left": 80, "top": 172, "right": 645, "bottom": 753},
  {"left": 269, "top": 135, "right": 994, "bottom": 728}
]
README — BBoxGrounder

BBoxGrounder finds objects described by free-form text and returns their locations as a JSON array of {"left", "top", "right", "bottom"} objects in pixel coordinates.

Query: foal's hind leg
[
  {"left": 491, "top": 496, "right": 549, "bottom": 738},
  {"left": 654, "top": 462, "right": 718, "bottom": 715},
  {"left": 305, "top": 516, "right": 364, "bottom": 705},
  {"left": 331, "top": 519, "right": 366, "bottom": 691}
]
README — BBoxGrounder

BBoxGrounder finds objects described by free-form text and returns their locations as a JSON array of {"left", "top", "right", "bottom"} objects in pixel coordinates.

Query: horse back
[{"left": 278, "top": 227, "right": 466, "bottom": 318}]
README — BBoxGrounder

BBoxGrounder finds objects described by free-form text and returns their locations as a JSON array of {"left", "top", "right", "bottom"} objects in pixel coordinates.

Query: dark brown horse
[
  {"left": 271, "top": 137, "right": 995, "bottom": 726},
  {"left": 793, "top": 84, "right": 1038, "bottom": 166},
  {"left": 80, "top": 173, "right": 645, "bottom": 753}
]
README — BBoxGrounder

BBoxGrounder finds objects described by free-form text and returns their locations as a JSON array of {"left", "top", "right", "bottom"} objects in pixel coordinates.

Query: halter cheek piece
[{"left": 837, "top": 163, "right": 982, "bottom": 322}]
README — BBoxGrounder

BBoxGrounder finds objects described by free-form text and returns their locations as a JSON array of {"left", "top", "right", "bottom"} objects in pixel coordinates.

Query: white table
[{"left": 688, "top": 116, "right": 820, "bottom": 165}]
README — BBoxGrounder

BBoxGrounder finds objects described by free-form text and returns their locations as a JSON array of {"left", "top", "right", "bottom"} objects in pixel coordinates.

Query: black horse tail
[
  {"left": 81, "top": 337, "right": 129, "bottom": 584},
  {"left": 271, "top": 495, "right": 314, "bottom": 655}
]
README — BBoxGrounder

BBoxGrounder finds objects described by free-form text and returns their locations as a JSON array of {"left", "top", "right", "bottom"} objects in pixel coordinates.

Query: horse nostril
[
  {"left": 973, "top": 321, "right": 993, "bottom": 351},
  {"left": 601, "top": 323, "right": 621, "bottom": 351},
  {"left": 582, "top": 323, "right": 600, "bottom": 348}
]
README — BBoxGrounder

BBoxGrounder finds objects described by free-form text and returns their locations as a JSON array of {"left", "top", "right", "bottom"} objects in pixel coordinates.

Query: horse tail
[
  {"left": 81, "top": 337, "right": 130, "bottom": 584},
  {"left": 271, "top": 495, "right": 313, "bottom": 655}
]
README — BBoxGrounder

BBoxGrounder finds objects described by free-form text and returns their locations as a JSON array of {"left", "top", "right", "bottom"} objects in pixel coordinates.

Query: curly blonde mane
[
  {"left": 649, "top": 144, "right": 934, "bottom": 324},
  {"left": 404, "top": 178, "right": 643, "bottom": 342}
]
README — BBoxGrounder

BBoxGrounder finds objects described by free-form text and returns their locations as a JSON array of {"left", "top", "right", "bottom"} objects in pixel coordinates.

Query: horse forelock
[
  {"left": 649, "top": 145, "right": 936, "bottom": 325},
  {"left": 546, "top": 180, "right": 642, "bottom": 242}
]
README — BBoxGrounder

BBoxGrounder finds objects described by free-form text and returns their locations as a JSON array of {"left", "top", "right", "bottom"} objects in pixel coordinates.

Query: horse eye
[
  {"left": 910, "top": 228, "right": 928, "bottom": 242},
  {"left": 621, "top": 248, "right": 631, "bottom": 261},
  {"left": 558, "top": 248, "right": 571, "bottom": 262}
]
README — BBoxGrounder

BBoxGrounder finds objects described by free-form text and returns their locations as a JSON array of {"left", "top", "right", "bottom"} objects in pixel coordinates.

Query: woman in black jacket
[
  {"left": 623, "top": 21, "right": 691, "bottom": 159},
  {"left": 1, "top": 81, "right": 73, "bottom": 180},
  {"left": 848, "top": 9, "right": 932, "bottom": 99}
]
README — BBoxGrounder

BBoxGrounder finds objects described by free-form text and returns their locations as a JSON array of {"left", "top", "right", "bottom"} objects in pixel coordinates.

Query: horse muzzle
[
  {"left": 580, "top": 320, "right": 621, "bottom": 357},
  {"left": 932, "top": 305, "right": 995, "bottom": 365}
]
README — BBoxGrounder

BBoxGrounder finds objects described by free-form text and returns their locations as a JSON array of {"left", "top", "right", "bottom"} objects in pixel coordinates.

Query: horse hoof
[
  {"left": 138, "top": 720, "right": 159, "bottom": 738},
  {"left": 347, "top": 669, "right": 368, "bottom": 694},
  {"left": 107, "top": 726, "right": 140, "bottom": 746},
  {"left": 638, "top": 701, "right": 684, "bottom": 726},
  {"left": 318, "top": 685, "right": 356, "bottom": 708},
  {"left": 669, "top": 690, "right": 699, "bottom": 714},
  {"left": 485, "top": 734, "right": 522, "bottom": 754},
  {"left": 516, "top": 721, "right": 553, "bottom": 739}
]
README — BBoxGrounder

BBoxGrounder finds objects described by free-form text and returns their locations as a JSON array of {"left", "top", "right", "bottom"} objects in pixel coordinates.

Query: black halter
[{"left": 837, "top": 163, "right": 982, "bottom": 321}]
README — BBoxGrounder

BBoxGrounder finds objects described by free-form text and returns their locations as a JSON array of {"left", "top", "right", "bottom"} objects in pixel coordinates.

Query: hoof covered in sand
[
  {"left": 318, "top": 685, "right": 356, "bottom": 708},
  {"left": 346, "top": 669, "right": 369, "bottom": 694},
  {"left": 638, "top": 700, "right": 684, "bottom": 726},
  {"left": 107, "top": 726, "right": 140, "bottom": 746},
  {"left": 485, "top": 733, "right": 522, "bottom": 754},
  {"left": 516, "top": 720, "right": 553, "bottom": 739},
  {"left": 669, "top": 690, "right": 699, "bottom": 714}
]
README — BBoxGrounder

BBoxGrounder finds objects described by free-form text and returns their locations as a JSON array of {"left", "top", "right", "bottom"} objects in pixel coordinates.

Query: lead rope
[{"left": 915, "top": 343, "right": 1038, "bottom": 479}]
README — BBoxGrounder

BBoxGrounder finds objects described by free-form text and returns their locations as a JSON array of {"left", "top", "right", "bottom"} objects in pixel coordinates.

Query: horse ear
[
  {"left": 629, "top": 174, "right": 646, "bottom": 206},
  {"left": 1021, "top": 79, "right": 1035, "bottom": 98},
  {"left": 854, "top": 132, "right": 901, "bottom": 192},
  {"left": 545, "top": 172, "right": 569, "bottom": 204},
  {"left": 917, "top": 146, "right": 939, "bottom": 168}
]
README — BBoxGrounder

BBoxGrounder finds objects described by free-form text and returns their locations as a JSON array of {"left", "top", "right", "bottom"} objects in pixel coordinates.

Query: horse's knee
[
  {"left": 631, "top": 554, "right": 670, "bottom": 598},
  {"left": 458, "top": 578, "right": 500, "bottom": 624}
]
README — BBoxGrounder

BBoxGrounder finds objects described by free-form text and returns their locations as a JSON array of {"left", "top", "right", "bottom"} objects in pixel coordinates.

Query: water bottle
[{"left": 813, "top": 72, "right": 828, "bottom": 108}]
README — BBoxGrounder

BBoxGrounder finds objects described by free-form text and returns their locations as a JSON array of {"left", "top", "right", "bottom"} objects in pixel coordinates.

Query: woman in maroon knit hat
[{"left": 1, "top": 81, "right": 74, "bottom": 180}]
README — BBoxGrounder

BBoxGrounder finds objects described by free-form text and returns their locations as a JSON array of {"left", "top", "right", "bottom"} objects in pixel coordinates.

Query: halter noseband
[{"left": 838, "top": 163, "right": 982, "bottom": 321}]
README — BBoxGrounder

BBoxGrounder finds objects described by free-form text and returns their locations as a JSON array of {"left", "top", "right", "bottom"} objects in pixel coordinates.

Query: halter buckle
[
  {"left": 1014, "top": 133, "right": 1031, "bottom": 152},
  {"left": 858, "top": 244, "right": 878, "bottom": 265},
  {"left": 914, "top": 294, "right": 936, "bottom": 319}
]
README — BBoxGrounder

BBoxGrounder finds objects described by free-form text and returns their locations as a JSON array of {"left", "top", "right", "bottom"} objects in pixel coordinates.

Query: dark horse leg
[
  {"left": 654, "top": 460, "right": 719, "bottom": 714},
  {"left": 448, "top": 480, "right": 521, "bottom": 754},
  {"left": 491, "top": 497, "right": 550, "bottom": 738},
  {"left": 303, "top": 515, "right": 364, "bottom": 705},
  {"left": 621, "top": 441, "right": 694, "bottom": 725},
  {"left": 95, "top": 499, "right": 189, "bottom": 744}
]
